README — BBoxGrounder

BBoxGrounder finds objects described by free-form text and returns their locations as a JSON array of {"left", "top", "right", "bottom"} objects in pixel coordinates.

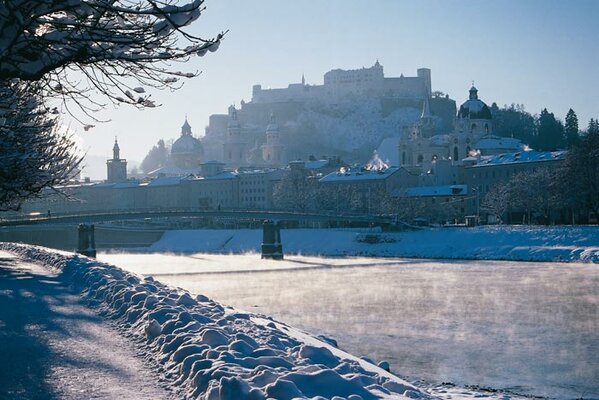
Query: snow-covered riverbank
[
  {"left": 145, "top": 225, "right": 599, "bottom": 263},
  {"left": 0, "top": 243, "right": 534, "bottom": 400}
]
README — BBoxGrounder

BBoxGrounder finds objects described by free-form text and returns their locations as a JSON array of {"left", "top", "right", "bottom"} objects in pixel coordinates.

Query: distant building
[
  {"left": 171, "top": 118, "right": 203, "bottom": 169},
  {"left": 463, "top": 150, "right": 567, "bottom": 201},
  {"left": 201, "top": 62, "right": 454, "bottom": 166},
  {"left": 399, "top": 85, "right": 507, "bottom": 172},
  {"left": 261, "top": 112, "right": 286, "bottom": 166},
  {"left": 106, "top": 138, "right": 127, "bottom": 182}
]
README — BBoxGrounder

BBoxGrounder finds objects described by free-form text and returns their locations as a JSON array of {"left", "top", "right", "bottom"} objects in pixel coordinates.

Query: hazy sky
[{"left": 75, "top": 0, "right": 599, "bottom": 175}]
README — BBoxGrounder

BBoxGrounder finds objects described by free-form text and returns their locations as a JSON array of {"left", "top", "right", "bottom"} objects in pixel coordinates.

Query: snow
[
  {"left": 471, "top": 150, "right": 566, "bottom": 167},
  {"left": 400, "top": 184, "right": 468, "bottom": 197},
  {"left": 304, "top": 159, "right": 330, "bottom": 170},
  {"left": 0, "top": 250, "right": 174, "bottom": 399},
  {"left": 146, "top": 226, "right": 599, "bottom": 263},
  {"left": 473, "top": 135, "right": 523, "bottom": 151},
  {"left": 320, "top": 167, "right": 400, "bottom": 182},
  {"left": 0, "top": 243, "right": 432, "bottom": 400},
  {"left": 147, "top": 175, "right": 190, "bottom": 187}
]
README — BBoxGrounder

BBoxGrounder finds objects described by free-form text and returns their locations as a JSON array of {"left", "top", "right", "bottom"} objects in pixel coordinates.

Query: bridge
[
  {"left": 0, "top": 209, "right": 395, "bottom": 227},
  {"left": 0, "top": 209, "right": 397, "bottom": 258}
]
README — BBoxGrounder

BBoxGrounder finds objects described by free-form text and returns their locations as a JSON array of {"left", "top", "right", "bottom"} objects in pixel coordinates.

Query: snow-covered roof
[
  {"left": 201, "top": 171, "right": 238, "bottom": 181},
  {"left": 319, "top": 167, "right": 400, "bottom": 183},
  {"left": 111, "top": 181, "right": 140, "bottom": 189},
  {"left": 93, "top": 182, "right": 116, "bottom": 189},
  {"left": 470, "top": 150, "right": 567, "bottom": 168},
  {"left": 304, "top": 159, "right": 329, "bottom": 170},
  {"left": 474, "top": 135, "right": 524, "bottom": 150},
  {"left": 148, "top": 165, "right": 199, "bottom": 177},
  {"left": 146, "top": 176, "right": 187, "bottom": 187},
  {"left": 399, "top": 184, "right": 469, "bottom": 197}
]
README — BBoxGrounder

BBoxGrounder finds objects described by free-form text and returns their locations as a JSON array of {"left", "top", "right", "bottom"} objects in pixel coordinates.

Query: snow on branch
[
  {"left": 0, "top": 0, "right": 225, "bottom": 116},
  {"left": 0, "top": 79, "right": 83, "bottom": 211}
]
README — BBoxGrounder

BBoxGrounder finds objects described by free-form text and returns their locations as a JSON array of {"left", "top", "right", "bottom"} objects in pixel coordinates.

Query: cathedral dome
[
  {"left": 171, "top": 118, "right": 203, "bottom": 158},
  {"left": 172, "top": 134, "right": 202, "bottom": 155},
  {"left": 457, "top": 86, "right": 492, "bottom": 120}
]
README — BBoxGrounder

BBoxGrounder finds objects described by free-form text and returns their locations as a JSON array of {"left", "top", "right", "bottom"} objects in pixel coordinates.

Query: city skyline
[{"left": 73, "top": 0, "right": 599, "bottom": 172}]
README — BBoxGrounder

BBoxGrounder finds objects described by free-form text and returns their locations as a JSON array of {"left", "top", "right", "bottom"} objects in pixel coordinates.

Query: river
[{"left": 99, "top": 252, "right": 599, "bottom": 399}]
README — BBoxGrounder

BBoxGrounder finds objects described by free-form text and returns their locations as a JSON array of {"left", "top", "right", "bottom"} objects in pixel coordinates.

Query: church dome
[
  {"left": 457, "top": 86, "right": 492, "bottom": 120},
  {"left": 172, "top": 118, "right": 203, "bottom": 156},
  {"left": 172, "top": 134, "right": 202, "bottom": 155}
]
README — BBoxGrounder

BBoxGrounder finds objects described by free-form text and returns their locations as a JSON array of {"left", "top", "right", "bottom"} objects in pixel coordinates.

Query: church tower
[
  {"left": 106, "top": 137, "right": 127, "bottom": 182},
  {"left": 262, "top": 112, "right": 286, "bottom": 165},
  {"left": 223, "top": 105, "right": 248, "bottom": 166},
  {"left": 454, "top": 85, "right": 493, "bottom": 161}
]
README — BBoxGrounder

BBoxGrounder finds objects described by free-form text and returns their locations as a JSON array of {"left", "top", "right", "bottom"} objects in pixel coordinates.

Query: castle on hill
[
  {"left": 200, "top": 62, "right": 457, "bottom": 167},
  {"left": 154, "top": 62, "right": 523, "bottom": 177}
]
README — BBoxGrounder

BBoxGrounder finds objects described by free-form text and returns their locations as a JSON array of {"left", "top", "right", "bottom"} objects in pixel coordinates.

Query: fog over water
[{"left": 100, "top": 253, "right": 599, "bottom": 399}]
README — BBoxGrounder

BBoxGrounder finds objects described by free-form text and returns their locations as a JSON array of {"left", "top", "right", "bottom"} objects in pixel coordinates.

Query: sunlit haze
[{"left": 74, "top": 0, "right": 599, "bottom": 177}]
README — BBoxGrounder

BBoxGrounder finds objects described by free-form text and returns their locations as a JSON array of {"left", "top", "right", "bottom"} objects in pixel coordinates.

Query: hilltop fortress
[
  {"left": 251, "top": 60, "right": 431, "bottom": 103},
  {"left": 200, "top": 62, "right": 457, "bottom": 166}
]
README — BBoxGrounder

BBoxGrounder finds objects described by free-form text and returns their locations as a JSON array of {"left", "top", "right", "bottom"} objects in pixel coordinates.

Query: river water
[{"left": 99, "top": 252, "right": 599, "bottom": 399}]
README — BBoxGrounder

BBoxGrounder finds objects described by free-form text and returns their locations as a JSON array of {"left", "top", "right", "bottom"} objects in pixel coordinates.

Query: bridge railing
[{"left": 0, "top": 207, "right": 396, "bottom": 227}]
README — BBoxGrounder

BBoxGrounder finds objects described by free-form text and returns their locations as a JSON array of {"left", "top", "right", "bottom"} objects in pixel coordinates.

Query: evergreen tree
[
  {"left": 535, "top": 108, "right": 565, "bottom": 150},
  {"left": 558, "top": 126, "right": 599, "bottom": 221},
  {"left": 491, "top": 103, "right": 536, "bottom": 146},
  {"left": 587, "top": 118, "right": 599, "bottom": 136},
  {"left": 564, "top": 109, "right": 580, "bottom": 147}
]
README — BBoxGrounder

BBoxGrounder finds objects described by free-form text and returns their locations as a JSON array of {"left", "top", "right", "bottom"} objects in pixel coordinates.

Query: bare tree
[
  {"left": 482, "top": 182, "right": 510, "bottom": 223},
  {"left": 0, "top": 79, "right": 82, "bottom": 211},
  {"left": 0, "top": 0, "right": 225, "bottom": 118},
  {"left": 507, "top": 168, "right": 557, "bottom": 224}
]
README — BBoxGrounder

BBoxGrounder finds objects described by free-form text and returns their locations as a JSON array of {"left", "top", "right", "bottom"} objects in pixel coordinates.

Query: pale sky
[{"left": 75, "top": 0, "right": 599, "bottom": 176}]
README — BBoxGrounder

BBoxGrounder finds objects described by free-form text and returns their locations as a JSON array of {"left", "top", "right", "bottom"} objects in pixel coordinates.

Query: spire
[
  {"left": 181, "top": 116, "right": 192, "bottom": 136},
  {"left": 112, "top": 136, "right": 120, "bottom": 160},
  {"left": 301, "top": 73, "right": 305, "bottom": 85},
  {"left": 421, "top": 96, "right": 432, "bottom": 119}
]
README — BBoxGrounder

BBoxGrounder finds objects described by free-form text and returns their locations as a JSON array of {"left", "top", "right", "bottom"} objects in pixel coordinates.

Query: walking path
[{"left": 0, "top": 251, "right": 174, "bottom": 400}]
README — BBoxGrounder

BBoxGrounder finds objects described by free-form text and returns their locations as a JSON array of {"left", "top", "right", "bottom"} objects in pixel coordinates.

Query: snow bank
[
  {"left": 148, "top": 226, "right": 599, "bottom": 263},
  {"left": 0, "top": 243, "right": 428, "bottom": 400}
]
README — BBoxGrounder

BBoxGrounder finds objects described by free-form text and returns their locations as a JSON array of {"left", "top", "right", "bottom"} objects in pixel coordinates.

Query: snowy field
[
  {"left": 2, "top": 243, "right": 536, "bottom": 400},
  {"left": 101, "top": 252, "right": 599, "bottom": 399},
  {"left": 143, "top": 225, "right": 599, "bottom": 263}
]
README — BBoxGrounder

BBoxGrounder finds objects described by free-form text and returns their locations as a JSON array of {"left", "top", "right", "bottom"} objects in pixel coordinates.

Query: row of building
[
  {"left": 10, "top": 65, "right": 568, "bottom": 224},
  {"left": 18, "top": 139, "right": 566, "bottom": 224}
]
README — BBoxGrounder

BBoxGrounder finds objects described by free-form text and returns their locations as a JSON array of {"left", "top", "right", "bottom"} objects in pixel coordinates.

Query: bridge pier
[
  {"left": 77, "top": 224, "right": 96, "bottom": 258},
  {"left": 261, "top": 220, "right": 283, "bottom": 260}
]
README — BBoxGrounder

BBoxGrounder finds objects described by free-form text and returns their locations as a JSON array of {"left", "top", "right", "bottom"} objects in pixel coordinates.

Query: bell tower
[{"left": 107, "top": 137, "right": 127, "bottom": 182}]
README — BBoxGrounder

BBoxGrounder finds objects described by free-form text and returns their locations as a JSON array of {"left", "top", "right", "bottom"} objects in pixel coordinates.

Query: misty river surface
[{"left": 99, "top": 253, "right": 599, "bottom": 399}]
